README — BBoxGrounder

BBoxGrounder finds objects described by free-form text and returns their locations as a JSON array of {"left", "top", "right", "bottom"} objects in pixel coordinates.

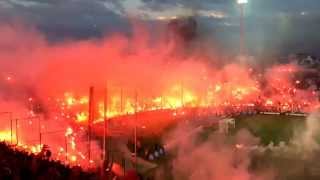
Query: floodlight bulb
[{"left": 237, "top": 0, "right": 248, "bottom": 4}]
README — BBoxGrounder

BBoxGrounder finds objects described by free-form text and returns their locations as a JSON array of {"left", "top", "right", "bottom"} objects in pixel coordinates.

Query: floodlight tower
[{"left": 237, "top": 0, "right": 248, "bottom": 55}]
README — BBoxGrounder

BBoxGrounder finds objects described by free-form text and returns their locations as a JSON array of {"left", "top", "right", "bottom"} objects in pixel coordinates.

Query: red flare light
[{"left": 0, "top": 24, "right": 319, "bottom": 169}]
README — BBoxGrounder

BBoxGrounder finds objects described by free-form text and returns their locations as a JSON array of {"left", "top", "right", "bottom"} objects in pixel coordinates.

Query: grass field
[
  {"left": 140, "top": 114, "right": 315, "bottom": 179},
  {"left": 232, "top": 114, "right": 306, "bottom": 145}
]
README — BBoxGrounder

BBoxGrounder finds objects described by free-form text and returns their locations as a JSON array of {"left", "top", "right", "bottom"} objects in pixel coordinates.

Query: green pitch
[{"left": 232, "top": 114, "right": 306, "bottom": 145}]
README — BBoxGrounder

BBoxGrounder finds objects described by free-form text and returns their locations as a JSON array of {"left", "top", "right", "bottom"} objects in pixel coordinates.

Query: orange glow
[
  {"left": 70, "top": 155, "right": 77, "bottom": 162},
  {"left": 265, "top": 99, "right": 273, "bottom": 106},
  {"left": 0, "top": 131, "right": 15, "bottom": 142},
  {"left": 0, "top": 23, "right": 319, "bottom": 170},
  {"left": 53, "top": 69, "right": 318, "bottom": 126},
  {"left": 76, "top": 112, "right": 88, "bottom": 122},
  {"left": 215, "top": 85, "right": 222, "bottom": 92},
  {"left": 65, "top": 127, "right": 73, "bottom": 136}
]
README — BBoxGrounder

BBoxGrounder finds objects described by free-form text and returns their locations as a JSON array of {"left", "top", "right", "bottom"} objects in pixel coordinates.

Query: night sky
[{"left": 0, "top": 0, "right": 320, "bottom": 56}]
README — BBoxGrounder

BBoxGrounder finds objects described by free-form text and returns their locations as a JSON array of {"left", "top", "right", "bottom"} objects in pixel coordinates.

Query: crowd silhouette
[{"left": 0, "top": 142, "right": 141, "bottom": 180}]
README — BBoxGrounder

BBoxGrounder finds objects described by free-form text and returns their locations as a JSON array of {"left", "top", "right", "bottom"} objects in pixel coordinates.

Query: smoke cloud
[
  {"left": 0, "top": 19, "right": 318, "bottom": 169},
  {"left": 158, "top": 122, "right": 274, "bottom": 180}
]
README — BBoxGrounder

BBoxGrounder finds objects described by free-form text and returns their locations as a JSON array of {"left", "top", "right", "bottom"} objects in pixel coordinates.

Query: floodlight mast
[{"left": 237, "top": 0, "right": 248, "bottom": 55}]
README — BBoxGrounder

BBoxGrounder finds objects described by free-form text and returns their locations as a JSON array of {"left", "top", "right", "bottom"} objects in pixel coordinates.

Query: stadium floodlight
[
  {"left": 237, "top": 0, "right": 248, "bottom": 4},
  {"left": 237, "top": 0, "right": 248, "bottom": 55}
]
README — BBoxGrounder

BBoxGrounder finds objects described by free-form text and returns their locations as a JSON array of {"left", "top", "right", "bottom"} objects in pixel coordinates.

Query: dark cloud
[
  {"left": 251, "top": 0, "right": 320, "bottom": 13},
  {"left": 140, "top": 0, "right": 233, "bottom": 12},
  {"left": 140, "top": 0, "right": 320, "bottom": 17},
  {"left": 0, "top": 0, "right": 320, "bottom": 55},
  {"left": 0, "top": 0, "right": 129, "bottom": 40}
]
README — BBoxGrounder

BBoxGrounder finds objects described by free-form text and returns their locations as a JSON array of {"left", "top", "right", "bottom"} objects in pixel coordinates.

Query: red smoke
[{"left": 0, "top": 22, "right": 319, "bottom": 168}]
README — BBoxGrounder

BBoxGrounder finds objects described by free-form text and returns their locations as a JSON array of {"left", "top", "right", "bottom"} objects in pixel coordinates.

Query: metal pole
[
  {"left": 65, "top": 136, "right": 68, "bottom": 162},
  {"left": 103, "top": 85, "right": 108, "bottom": 160},
  {"left": 38, "top": 116, "right": 41, "bottom": 145},
  {"left": 134, "top": 91, "right": 138, "bottom": 171},
  {"left": 120, "top": 87, "right": 123, "bottom": 114},
  {"left": 88, "top": 86, "right": 94, "bottom": 161},
  {"left": 39, "top": 133, "right": 42, "bottom": 148},
  {"left": 239, "top": 4, "right": 245, "bottom": 55},
  {"left": 15, "top": 118, "right": 18, "bottom": 145},
  {"left": 122, "top": 157, "right": 126, "bottom": 175},
  {"left": 10, "top": 113, "right": 13, "bottom": 144},
  {"left": 103, "top": 85, "right": 108, "bottom": 168}
]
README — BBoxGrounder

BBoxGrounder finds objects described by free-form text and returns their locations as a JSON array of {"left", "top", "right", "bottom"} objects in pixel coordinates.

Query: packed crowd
[
  {"left": 0, "top": 142, "right": 102, "bottom": 180},
  {"left": 0, "top": 141, "right": 144, "bottom": 180}
]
